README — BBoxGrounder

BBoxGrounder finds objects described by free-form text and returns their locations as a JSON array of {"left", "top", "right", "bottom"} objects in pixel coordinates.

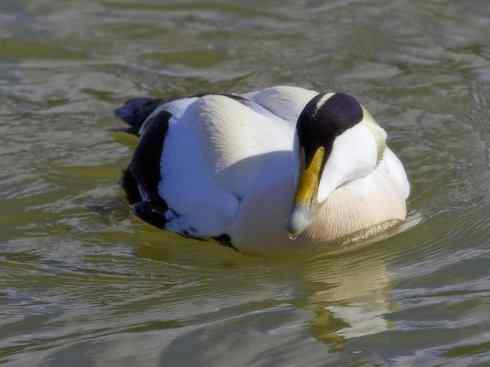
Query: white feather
[
  {"left": 158, "top": 94, "right": 297, "bottom": 238},
  {"left": 244, "top": 85, "right": 318, "bottom": 122},
  {"left": 158, "top": 110, "right": 239, "bottom": 236},
  {"left": 139, "top": 97, "right": 197, "bottom": 135},
  {"left": 378, "top": 148, "right": 410, "bottom": 200}
]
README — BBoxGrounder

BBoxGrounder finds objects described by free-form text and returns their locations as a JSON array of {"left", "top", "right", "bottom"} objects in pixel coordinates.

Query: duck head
[{"left": 287, "top": 92, "right": 387, "bottom": 238}]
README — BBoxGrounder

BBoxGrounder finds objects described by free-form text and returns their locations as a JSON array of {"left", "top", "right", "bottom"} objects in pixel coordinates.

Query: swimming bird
[{"left": 114, "top": 86, "right": 409, "bottom": 253}]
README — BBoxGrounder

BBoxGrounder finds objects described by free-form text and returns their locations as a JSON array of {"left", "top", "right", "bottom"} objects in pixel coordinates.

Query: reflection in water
[
  {"left": 304, "top": 246, "right": 392, "bottom": 347},
  {"left": 296, "top": 212, "right": 421, "bottom": 348}
]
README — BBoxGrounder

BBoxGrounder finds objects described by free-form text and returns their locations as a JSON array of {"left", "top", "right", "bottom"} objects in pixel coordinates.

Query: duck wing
[
  {"left": 115, "top": 91, "right": 299, "bottom": 246},
  {"left": 243, "top": 85, "right": 318, "bottom": 122},
  {"left": 159, "top": 94, "right": 298, "bottom": 240}
]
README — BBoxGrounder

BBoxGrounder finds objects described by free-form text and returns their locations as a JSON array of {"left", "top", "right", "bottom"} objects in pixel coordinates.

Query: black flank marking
[
  {"left": 129, "top": 109, "right": 171, "bottom": 204},
  {"left": 121, "top": 168, "right": 140, "bottom": 204},
  {"left": 122, "top": 109, "right": 171, "bottom": 227},
  {"left": 134, "top": 201, "right": 167, "bottom": 229}
]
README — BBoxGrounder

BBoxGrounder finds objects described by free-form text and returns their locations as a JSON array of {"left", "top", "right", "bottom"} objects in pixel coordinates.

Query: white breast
[
  {"left": 305, "top": 147, "right": 409, "bottom": 244},
  {"left": 229, "top": 147, "right": 409, "bottom": 252}
]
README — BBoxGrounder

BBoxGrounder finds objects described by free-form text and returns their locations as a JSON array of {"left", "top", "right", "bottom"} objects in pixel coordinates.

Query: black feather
[
  {"left": 114, "top": 97, "right": 163, "bottom": 135},
  {"left": 122, "top": 110, "right": 171, "bottom": 219}
]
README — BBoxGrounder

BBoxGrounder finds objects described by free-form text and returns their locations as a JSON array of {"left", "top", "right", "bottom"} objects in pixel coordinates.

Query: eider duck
[{"left": 114, "top": 86, "right": 409, "bottom": 253}]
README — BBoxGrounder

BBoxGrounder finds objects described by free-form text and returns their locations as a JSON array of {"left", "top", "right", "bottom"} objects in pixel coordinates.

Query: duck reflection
[
  {"left": 303, "top": 211, "right": 422, "bottom": 348},
  {"left": 302, "top": 241, "right": 393, "bottom": 349}
]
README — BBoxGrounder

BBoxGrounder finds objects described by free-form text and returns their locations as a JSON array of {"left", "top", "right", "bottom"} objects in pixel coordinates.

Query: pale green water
[{"left": 2, "top": 1, "right": 490, "bottom": 366}]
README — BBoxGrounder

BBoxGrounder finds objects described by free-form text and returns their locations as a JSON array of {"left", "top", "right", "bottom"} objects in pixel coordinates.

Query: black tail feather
[{"left": 114, "top": 97, "right": 162, "bottom": 136}]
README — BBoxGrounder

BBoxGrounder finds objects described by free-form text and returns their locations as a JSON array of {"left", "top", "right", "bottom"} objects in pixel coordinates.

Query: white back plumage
[{"left": 158, "top": 86, "right": 317, "bottom": 240}]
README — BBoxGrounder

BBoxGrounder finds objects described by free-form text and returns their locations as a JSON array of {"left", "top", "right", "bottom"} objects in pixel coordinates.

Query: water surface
[{"left": 2, "top": 0, "right": 490, "bottom": 366}]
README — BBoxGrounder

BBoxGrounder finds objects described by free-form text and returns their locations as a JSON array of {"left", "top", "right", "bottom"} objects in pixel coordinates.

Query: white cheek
[{"left": 317, "top": 124, "right": 378, "bottom": 203}]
